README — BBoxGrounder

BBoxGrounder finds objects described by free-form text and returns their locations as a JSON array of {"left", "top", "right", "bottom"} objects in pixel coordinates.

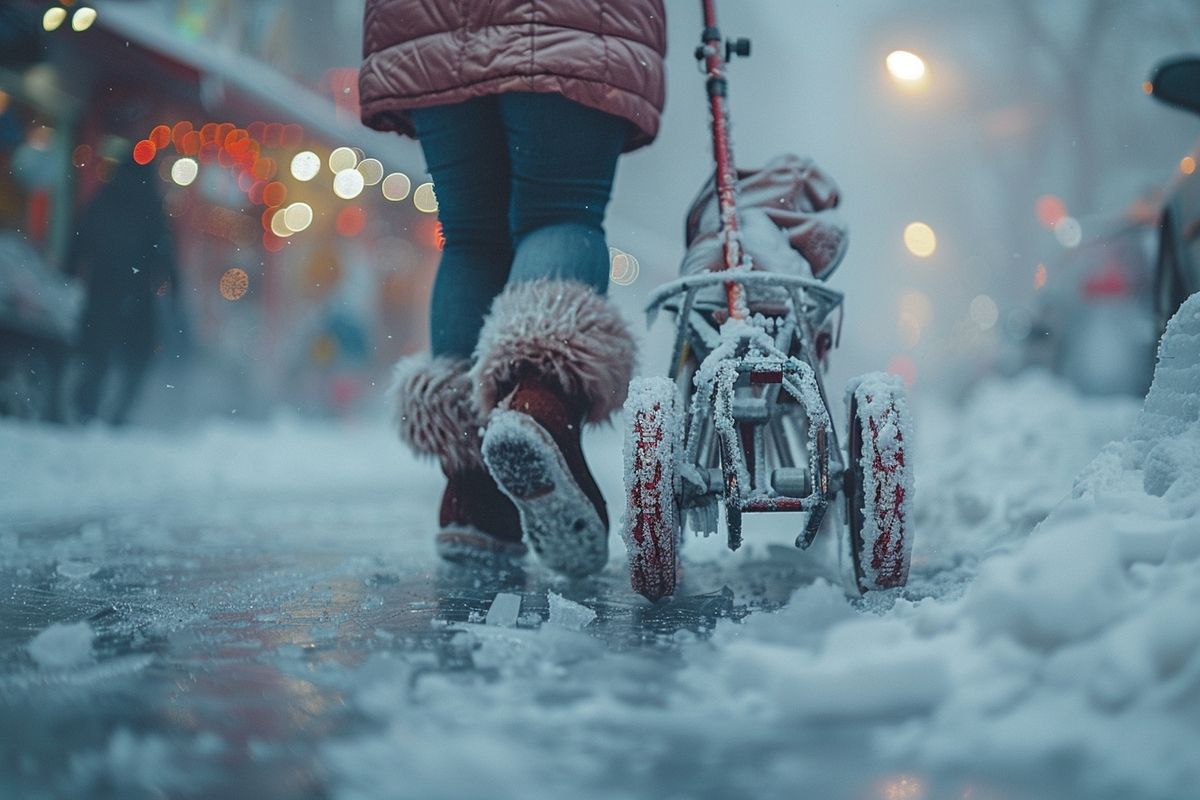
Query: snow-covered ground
[{"left": 2, "top": 298, "right": 1198, "bottom": 800}]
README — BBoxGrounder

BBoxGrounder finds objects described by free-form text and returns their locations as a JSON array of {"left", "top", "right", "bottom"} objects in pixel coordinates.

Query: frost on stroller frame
[{"left": 620, "top": 0, "right": 915, "bottom": 602}]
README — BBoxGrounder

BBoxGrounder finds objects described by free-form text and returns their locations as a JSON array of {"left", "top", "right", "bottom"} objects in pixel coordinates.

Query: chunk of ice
[
  {"left": 546, "top": 591, "right": 597, "bottom": 630},
  {"left": 57, "top": 560, "right": 98, "bottom": 580},
  {"left": 28, "top": 621, "right": 94, "bottom": 668},
  {"left": 484, "top": 592, "right": 521, "bottom": 627}
]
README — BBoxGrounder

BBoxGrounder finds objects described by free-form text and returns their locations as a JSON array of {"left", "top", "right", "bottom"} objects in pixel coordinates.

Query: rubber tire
[
  {"left": 623, "top": 377, "right": 682, "bottom": 602},
  {"left": 845, "top": 379, "right": 913, "bottom": 593}
]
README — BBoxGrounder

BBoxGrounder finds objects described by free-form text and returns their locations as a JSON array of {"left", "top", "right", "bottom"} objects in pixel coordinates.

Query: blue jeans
[{"left": 410, "top": 93, "right": 629, "bottom": 359}]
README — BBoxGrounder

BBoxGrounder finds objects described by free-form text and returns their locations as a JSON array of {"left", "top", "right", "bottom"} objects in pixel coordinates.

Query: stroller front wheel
[
  {"left": 844, "top": 374, "right": 915, "bottom": 593},
  {"left": 621, "top": 377, "right": 684, "bottom": 602}
]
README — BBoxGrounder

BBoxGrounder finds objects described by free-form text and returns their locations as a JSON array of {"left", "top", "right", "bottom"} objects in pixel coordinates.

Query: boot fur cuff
[
  {"left": 388, "top": 354, "right": 482, "bottom": 473},
  {"left": 471, "top": 279, "right": 636, "bottom": 423}
]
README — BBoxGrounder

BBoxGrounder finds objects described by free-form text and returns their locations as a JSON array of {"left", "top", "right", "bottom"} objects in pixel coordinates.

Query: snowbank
[{"left": 675, "top": 294, "right": 1200, "bottom": 797}]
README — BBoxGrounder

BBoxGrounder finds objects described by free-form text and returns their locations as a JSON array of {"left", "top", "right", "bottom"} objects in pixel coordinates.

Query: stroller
[{"left": 620, "top": 0, "right": 915, "bottom": 601}]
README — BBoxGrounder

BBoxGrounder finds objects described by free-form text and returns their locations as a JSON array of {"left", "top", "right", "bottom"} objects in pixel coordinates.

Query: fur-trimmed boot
[
  {"left": 389, "top": 355, "right": 526, "bottom": 564},
  {"left": 472, "top": 279, "right": 636, "bottom": 578}
]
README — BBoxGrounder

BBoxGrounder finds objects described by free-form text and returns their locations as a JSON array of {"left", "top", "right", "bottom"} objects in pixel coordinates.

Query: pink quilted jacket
[{"left": 360, "top": 0, "right": 668, "bottom": 152}]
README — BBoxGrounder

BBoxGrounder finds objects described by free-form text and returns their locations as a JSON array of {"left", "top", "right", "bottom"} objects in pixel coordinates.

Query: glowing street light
[
  {"left": 903, "top": 222, "right": 937, "bottom": 257},
  {"left": 886, "top": 50, "right": 927, "bottom": 84}
]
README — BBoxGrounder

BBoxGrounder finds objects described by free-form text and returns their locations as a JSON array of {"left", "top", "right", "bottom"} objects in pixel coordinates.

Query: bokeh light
[
  {"left": 171, "top": 121, "right": 193, "bottom": 148},
  {"left": 180, "top": 131, "right": 201, "bottom": 156},
  {"left": 333, "top": 168, "right": 365, "bottom": 199},
  {"left": 1034, "top": 263, "right": 1048, "bottom": 289},
  {"left": 903, "top": 222, "right": 937, "bottom": 258},
  {"left": 282, "top": 124, "right": 304, "bottom": 148},
  {"left": 336, "top": 205, "right": 366, "bottom": 237},
  {"left": 885, "top": 50, "right": 926, "bottom": 82},
  {"left": 1034, "top": 194, "right": 1067, "bottom": 228},
  {"left": 899, "top": 289, "right": 933, "bottom": 327},
  {"left": 171, "top": 157, "right": 198, "bottom": 186},
  {"left": 886, "top": 354, "right": 918, "bottom": 387},
  {"left": 219, "top": 268, "right": 249, "bottom": 301},
  {"left": 283, "top": 202, "right": 313, "bottom": 233},
  {"left": 879, "top": 774, "right": 925, "bottom": 800},
  {"left": 609, "top": 247, "right": 641, "bottom": 285},
  {"left": 969, "top": 294, "right": 999, "bottom": 330},
  {"left": 132, "top": 139, "right": 157, "bottom": 165},
  {"left": 149, "top": 125, "right": 171, "bottom": 149},
  {"left": 381, "top": 172, "right": 411, "bottom": 201},
  {"left": 898, "top": 288, "right": 932, "bottom": 349},
  {"left": 263, "top": 181, "right": 287, "bottom": 207},
  {"left": 270, "top": 209, "right": 294, "bottom": 238},
  {"left": 898, "top": 314, "right": 922, "bottom": 348},
  {"left": 72, "top": 144, "right": 91, "bottom": 168},
  {"left": 1053, "top": 216, "right": 1082, "bottom": 248},
  {"left": 291, "top": 151, "right": 321, "bottom": 182},
  {"left": 43, "top": 8, "right": 67, "bottom": 32},
  {"left": 357, "top": 158, "right": 384, "bottom": 186},
  {"left": 1181, "top": 156, "right": 1196, "bottom": 175},
  {"left": 413, "top": 182, "right": 439, "bottom": 213},
  {"left": 251, "top": 157, "right": 275, "bottom": 181},
  {"left": 329, "top": 146, "right": 358, "bottom": 173},
  {"left": 71, "top": 7, "right": 97, "bottom": 32}
]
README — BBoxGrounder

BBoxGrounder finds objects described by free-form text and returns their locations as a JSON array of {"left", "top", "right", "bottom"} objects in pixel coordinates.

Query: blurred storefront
[{"left": 0, "top": 0, "right": 439, "bottom": 421}]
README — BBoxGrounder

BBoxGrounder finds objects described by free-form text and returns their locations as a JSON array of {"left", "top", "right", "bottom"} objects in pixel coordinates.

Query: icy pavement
[{"left": 3, "top": 299, "right": 1199, "bottom": 799}]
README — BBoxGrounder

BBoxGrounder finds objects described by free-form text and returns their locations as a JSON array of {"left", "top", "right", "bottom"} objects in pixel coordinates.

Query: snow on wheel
[
  {"left": 845, "top": 373, "right": 914, "bottom": 593},
  {"left": 621, "top": 377, "right": 683, "bottom": 602}
]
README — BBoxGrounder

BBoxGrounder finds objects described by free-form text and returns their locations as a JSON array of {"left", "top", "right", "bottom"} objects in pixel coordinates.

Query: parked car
[
  {"left": 1026, "top": 220, "right": 1159, "bottom": 397},
  {"left": 0, "top": 232, "right": 81, "bottom": 419},
  {"left": 1150, "top": 56, "right": 1200, "bottom": 335}
]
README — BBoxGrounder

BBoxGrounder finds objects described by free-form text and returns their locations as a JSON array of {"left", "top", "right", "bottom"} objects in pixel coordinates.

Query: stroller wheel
[
  {"left": 845, "top": 374, "right": 914, "bottom": 593},
  {"left": 621, "top": 377, "right": 683, "bottom": 602}
]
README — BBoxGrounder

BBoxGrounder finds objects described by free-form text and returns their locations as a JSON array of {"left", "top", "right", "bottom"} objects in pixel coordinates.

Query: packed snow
[{"left": 2, "top": 297, "right": 1197, "bottom": 799}]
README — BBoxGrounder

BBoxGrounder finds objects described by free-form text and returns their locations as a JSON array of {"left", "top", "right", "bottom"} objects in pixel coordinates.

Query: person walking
[
  {"left": 65, "top": 156, "right": 179, "bottom": 426},
  {"left": 360, "top": 1, "right": 667, "bottom": 575}
]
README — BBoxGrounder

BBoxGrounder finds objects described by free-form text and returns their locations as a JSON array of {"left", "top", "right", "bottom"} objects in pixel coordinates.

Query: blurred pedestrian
[
  {"left": 361, "top": 1, "right": 666, "bottom": 574},
  {"left": 64, "top": 155, "right": 179, "bottom": 425}
]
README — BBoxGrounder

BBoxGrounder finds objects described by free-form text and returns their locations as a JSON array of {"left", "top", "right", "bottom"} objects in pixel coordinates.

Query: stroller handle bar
[{"left": 644, "top": 271, "right": 844, "bottom": 322}]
